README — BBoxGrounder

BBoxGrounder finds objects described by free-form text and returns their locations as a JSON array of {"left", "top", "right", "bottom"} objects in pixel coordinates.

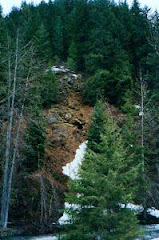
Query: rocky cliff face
[
  {"left": 36, "top": 66, "right": 93, "bottom": 230},
  {"left": 46, "top": 69, "right": 91, "bottom": 180},
  {"left": 45, "top": 90, "right": 92, "bottom": 180}
]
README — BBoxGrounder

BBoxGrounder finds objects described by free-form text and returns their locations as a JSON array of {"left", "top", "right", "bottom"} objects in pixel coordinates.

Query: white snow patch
[
  {"left": 58, "top": 202, "right": 80, "bottom": 225},
  {"left": 62, "top": 141, "right": 88, "bottom": 179},
  {"left": 121, "top": 203, "right": 159, "bottom": 219},
  {"left": 129, "top": 204, "right": 159, "bottom": 219},
  {"left": 120, "top": 203, "right": 143, "bottom": 213},
  {"left": 30, "top": 237, "right": 58, "bottom": 240},
  {"left": 58, "top": 203, "right": 70, "bottom": 225},
  {"left": 59, "top": 141, "right": 88, "bottom": 225},
  {"left": 51, "top": 66, "right": 69, "bottom": 74},
  {"left": 71, "top": 74, "right": 78, "bottom": 79},
  {"left": 126, "top": 203, "right": 144, "bottom": 212},
  {"left": 148, "top": 208, "right": 159, "bottom": 218}
]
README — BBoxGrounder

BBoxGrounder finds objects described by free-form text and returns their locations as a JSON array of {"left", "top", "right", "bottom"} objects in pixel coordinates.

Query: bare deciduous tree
[{"left": 0, "top": 33, "right": 34, "bottom": 228}]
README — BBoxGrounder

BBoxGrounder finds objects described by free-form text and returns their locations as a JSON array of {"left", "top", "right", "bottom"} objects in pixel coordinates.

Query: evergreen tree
[
  {"left": 62, "top": 107, "right": 139, "bottom": 240},
  {"left": 87, "top": 100, "right": 106, "bottom": 152},
  {"left": 23, "top": 116, "right": 46, "bottom": 173},
  {"left": 121, "top": 92, "right": 145, "bottom": 205},
  {"left": 38, "top": 71, "right": 59, "bottom": 107},
  {"left": 129, "top": 0, "right": 150, "bottom": 77},
  {"left": 67, "top": 41, "right": 77, "bottom": 70},
  {"left": 53, "top": 16, "right": 64, "bottom": 59},
  {"left": 34, "top": 23, "right": 51, "bottom": 60},
  {"left": 83, "top": 63, "right": 132, "bottom": 106},
  {"left": 70, "top": 0, "right": 90, "bottom": 70}
]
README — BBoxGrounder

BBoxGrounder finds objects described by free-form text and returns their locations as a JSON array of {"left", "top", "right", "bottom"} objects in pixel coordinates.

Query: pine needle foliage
[{"left": 62, "top": 103, "right": 139, "bottom": 240}]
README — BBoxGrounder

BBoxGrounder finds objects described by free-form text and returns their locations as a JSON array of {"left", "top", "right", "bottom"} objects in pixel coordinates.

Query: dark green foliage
[
  {"left": 53, "top": 16, "right": 64, "bottom": 59},
  {"left": 34, "top": 23, "right": 51, "bottom": 60},
  {"left": 67, "top": 41, "right": 77, "bottom": 70},
  {"left": 23, "top": 117, "right": 45, "bottom": 173},
  {"left": 63, "top": 109, "right": 139, "bottom": 240},
  {"left": 83, "top": 66, "right": 132, "bottom": 106},
  {"left": 85, "top": 53, "right": 104, "bottom": 74},
  {"left": 83, "top": 70, "right": 111, "bottom": 106},
  {"left": 1, "top": 0, "right": 156, "bottom": 101},
  {"left": 121, "top": 91, "right": 137, "bottom": 114},
  {"left": 129, "top": 0, "right": 150, "bottom": 76},
  {"left": 38, "top": 71, "right": 59, "bottom": 108},
  {"left": 121, "top": 94, "right": 145, "bottom": 204},
  {"left": 87, "top": 101, "right": 106, "bottom": 152},
  {"left": 10, "top": 178, "right": 41, "bottom": 222},
  {"left": 70, "top": 0, "right": 90, "bottom": 71}
]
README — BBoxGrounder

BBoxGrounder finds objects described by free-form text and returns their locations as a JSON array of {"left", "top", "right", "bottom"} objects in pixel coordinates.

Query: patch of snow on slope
[
  {"left": 51, "top": 66, "right": 69, "bottom": 74},
  {"left": 120, "top": 203, "right": 143, "bottom": 213},
  {"left": 148, "top": 208, "right": 159, "bottom": 218},
  {"left": 59, "top": 141, "right": 87, "bottom": 225},
  {"left": 58, "top": 202, "right": 80, "bottom": 225},
  {"left": 62, "top": 141, "right": 88, "bottom": 179},
  {"left": 126, "top": 203, "right": 144, "bottom": 212},
  {"left": 122, "top": 203, "right": 159, "bottom": 219}
]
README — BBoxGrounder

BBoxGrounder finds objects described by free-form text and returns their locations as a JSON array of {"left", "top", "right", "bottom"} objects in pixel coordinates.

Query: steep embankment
[
  {"left": 33, "top": 67, "right": 93, "bottom": 227},
  {"left": 43, "top": 67, "right": 125, "bottom": 186},
  {"left": 44, "top": 90, "right": 92, "bottom": 189},
  {"left": 45, "top": 90, "right": 92, "bottom": 179}
]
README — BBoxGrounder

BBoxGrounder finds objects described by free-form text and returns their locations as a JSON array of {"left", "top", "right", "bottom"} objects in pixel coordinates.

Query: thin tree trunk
[
  {"left": 5, "top": 51, "right": 33, "bottom": 226},
  {"left": 49, "top": 182, "right": 54, "bottom": 217},
  {"left": 0, "top": 34, "right": 18, "bottom": 228},
  {"left": 140, "top": 72, "right": 144, "bottom": 172},
  {"left": 140, "top": 70, "right": 147, "bottom": 221},
  {"left": 40, "top": 175, "right": 46, "bottom": 224},
  {"left": 0, "top": 42, "right": 12, "bottom": 227},
  {"left": 0, "top": 41, "right": 33, "bottom": 228}
]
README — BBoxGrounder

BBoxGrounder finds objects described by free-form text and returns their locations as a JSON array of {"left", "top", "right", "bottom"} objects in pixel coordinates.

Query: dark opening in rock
[{"left": 72, "top": 120, "right": 84, "bottom": 129}]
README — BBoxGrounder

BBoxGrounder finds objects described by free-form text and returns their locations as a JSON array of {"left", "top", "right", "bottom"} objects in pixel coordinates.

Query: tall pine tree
[{"left": 62, "top": 104, "right": 139, "bottom": 240}]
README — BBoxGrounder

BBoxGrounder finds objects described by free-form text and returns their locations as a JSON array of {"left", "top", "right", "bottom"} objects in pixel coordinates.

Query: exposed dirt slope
[
  {"left": 44, "top": 89, "right": 92, "bottom": 190},
  {"left": 43, "top": 67, "right": 124, "bottom": 191}
]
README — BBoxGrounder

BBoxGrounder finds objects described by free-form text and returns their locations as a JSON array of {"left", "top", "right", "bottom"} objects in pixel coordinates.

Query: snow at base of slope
[
  {"left": 62, "top": 141, "right": 88, "bottom": 179},
  {"left": 58, "top": 202, "right": 80, "bottom": 225},
  {"left": 120, "top": 203, "right": 143, "bottom": 212},
  {"left": 59, "top": 141, "right": 88, "bottom": 225},
  {"left": 148, "top": 208, "right": 159, "bottom": 218},
  {"left": 121, "top": 203, "right": 159, "bottom": 219}
]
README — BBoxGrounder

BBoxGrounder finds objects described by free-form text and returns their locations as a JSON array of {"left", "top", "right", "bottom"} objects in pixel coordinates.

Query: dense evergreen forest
[{"left": 1, "top": 0, "right": 159, "bottom": 238}]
